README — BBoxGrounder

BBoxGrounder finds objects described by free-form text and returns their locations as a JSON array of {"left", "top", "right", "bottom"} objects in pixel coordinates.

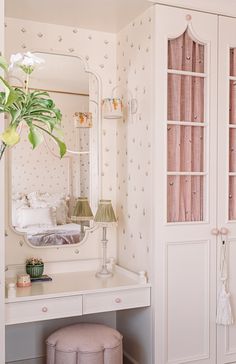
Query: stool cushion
[{"left": 46, "top": 323, "right": 123, "bottom": 364}]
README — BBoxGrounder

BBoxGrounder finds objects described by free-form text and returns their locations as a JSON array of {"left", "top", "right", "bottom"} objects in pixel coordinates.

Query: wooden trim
[{"left": 12, "top": 85, "right": 89, "bottom": 97}]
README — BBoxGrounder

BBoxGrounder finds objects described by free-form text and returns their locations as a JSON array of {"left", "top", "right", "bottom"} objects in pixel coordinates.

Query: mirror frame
[{"left": 6, "top": 50, "right": 102, "bottom": 249}]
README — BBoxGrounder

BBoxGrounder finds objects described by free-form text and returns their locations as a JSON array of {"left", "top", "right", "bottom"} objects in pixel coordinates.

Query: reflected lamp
[{"left": 71, "top": 197, "right": 93, "bottom": 234}]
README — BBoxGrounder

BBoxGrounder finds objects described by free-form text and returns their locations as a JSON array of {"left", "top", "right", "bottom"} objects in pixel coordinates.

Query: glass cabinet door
[{"left": 167, "top": 30, "right": 206, "bottom": 222}]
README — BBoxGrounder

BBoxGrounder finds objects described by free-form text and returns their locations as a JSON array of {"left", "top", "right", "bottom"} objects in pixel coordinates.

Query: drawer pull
[
  {"left": 115, "top": 298, "right": 122, "bottom": 303},
  {"left": 42, "top": 306, "right": 48, "bottom": 313}
]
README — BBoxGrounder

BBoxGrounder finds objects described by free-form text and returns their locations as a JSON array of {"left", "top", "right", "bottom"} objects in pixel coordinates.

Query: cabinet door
[
  {"left": 218, "top": 16, "right": 236, "bottom": 364},
  {"left": 154, "top": 5, "right": 218, "bottom": 364}
]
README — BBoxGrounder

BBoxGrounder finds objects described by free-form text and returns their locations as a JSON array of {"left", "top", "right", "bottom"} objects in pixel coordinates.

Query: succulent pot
[{"left": 26, "top": 264, "right": 44, "bottom": 278}]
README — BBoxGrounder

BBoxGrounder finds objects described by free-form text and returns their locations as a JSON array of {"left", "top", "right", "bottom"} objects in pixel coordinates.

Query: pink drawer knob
[
  {"left": 115, "top": 298, "right": 122, "bottom": 303},
  {"left": 42, "top": 306, "right": 48, "bottom": 313}
]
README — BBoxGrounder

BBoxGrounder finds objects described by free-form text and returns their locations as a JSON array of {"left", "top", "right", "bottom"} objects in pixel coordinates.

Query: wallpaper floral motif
[{"left": 116, "top": 8, "right": 153, "bottom": 274}]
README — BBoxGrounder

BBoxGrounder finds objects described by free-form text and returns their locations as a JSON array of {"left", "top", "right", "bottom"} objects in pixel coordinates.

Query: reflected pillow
[
  {"left": 27, "top": 192, "right": 69, "bottom": 225},
  {"left": 12, "top": 195, "right": 29, "bottom": 227},
  {"left": 16, "top": 207, "right": 57, "bottom": 228}
]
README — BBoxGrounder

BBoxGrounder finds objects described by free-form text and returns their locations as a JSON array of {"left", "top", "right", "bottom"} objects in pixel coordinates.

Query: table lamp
[
  {"left": 71, "top": 197, "right": 94, "bottom": 234},
  {"left": 94, "top": 199, "right": 117, "bottom": 278}
]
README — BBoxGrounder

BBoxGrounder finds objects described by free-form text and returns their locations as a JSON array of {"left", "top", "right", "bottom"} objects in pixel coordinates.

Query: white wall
[
  {"left": 4, "top": 17, "right": 117, "bottom": 266},
  {"left": 116, "top": 7, "right": 154, "bottom": 364},
  {"left": 116, "top": 7, "right": 153, "bottom": 276},
  {"left": 0, "top": 1, "right": 5, "bottom": 362}
]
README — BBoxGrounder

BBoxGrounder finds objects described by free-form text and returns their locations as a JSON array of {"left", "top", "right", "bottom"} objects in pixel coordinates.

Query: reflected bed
[{"left": 17, "top": 223, "right": 81, "bottom": 246}]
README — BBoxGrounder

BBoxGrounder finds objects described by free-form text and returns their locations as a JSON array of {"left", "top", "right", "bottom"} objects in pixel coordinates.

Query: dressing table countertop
[{"left": 5, "top": 265, "right": 151, "bottom": 325}]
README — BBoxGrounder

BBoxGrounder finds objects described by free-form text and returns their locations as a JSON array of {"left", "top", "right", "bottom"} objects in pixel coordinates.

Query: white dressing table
[{"left": 5, "top": 264, "right": 151, "bottom": 325}]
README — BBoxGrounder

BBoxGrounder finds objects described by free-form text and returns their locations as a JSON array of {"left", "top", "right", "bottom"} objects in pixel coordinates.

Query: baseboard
[
  {"left": 7, "top": 357, "right": 45, "bottom": 364},
  {"left": 124, "top": 351, "right": 139, "bottom": 364}
]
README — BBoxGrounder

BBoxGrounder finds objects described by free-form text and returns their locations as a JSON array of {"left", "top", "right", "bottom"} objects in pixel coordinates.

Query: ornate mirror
[{"left": 8, "top": 51, "right": 101, "bottom": 247}]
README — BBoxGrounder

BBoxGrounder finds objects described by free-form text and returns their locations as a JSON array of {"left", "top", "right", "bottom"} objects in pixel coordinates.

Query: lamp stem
[
  {"left": 102, "top": 226, "right": 107, "bottom": 241},
  {"left": 96, "top": 226, "right": 112, "bottom": 278},
  {"left": 101, "top": 226, "right": 107, "bottom": 272}
]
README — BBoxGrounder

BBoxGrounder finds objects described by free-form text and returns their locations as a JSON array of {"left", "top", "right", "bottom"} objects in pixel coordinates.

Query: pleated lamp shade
[
  {"left": 71, "top": 197, "right": 94, "bottom": 222},
  {"left": 94, "top": 200, "right": 117, "bottom": 223}
]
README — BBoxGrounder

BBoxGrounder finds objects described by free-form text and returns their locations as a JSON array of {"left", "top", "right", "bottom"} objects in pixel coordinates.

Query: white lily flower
[
  {"left": 9, "top": 53, "right": 23, "bottom": 70},
  {"left": 9, "top": 52, "right": 45, "bottom": 74}
]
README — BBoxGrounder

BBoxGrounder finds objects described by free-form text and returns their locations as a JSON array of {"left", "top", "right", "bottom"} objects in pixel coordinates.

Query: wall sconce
[
  {"left": 102, "top": 98, "right": 123, "bottom": 119},
  {"left": 71, "top": 197, "right": 94, "bottom": 234},
  {"left": 94, "top": 200, "right": 117, "bottom": 278},
  {"left": 102, "top": 86, "right": 138, "bottom": 120},
  {"left": 73, "top": 112, "right": 93, "bottom": 128}
]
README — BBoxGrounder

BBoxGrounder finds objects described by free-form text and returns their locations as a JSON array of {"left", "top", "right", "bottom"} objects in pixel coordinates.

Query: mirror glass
[{"left": 9, "top": 52, "right": 100, "bottom": 247}]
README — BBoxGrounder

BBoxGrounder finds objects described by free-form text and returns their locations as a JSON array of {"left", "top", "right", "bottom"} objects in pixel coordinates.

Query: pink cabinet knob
[
  {"left": 115, "top": 298, "right": 122, "bottom": 303},
  {"left": 211, "top": 228, "right": 219, "bottom": 236},
  {"left": 220, "top": 227, "right": 229, "bottom": 235},
  {"left": 42, "top": 306, "right": 48, "bottom": 313}
]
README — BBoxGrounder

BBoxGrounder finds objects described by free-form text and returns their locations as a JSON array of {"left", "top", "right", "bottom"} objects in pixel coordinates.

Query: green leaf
[
  {"left": 35, "top": 125, "right": 66, "bottom": 158},
  {"left": 54, "top": 108, "right": 62, "bottom": 121},
  {"left": 0, "top": 126, "right": 20, "bottom": 146},
  {"left": 28, "top": 126, "right": 44, "bottom": 149},
  {"left": 0, "top": 76, "right": 18, "bottom": 107},
  {"left": 0, "top": 56, "right": 8, "bottom": 72},
  {"left": 9, "top": 109, "right": 21, "bottom": 124},
  {"left": 54, "top": 135, "right": 67, "bottom": 158}
]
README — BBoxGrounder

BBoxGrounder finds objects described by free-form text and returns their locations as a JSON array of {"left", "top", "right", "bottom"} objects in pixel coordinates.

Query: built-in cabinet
[{"left": 154, "top": 4, "right": 236, "bottom": 364}]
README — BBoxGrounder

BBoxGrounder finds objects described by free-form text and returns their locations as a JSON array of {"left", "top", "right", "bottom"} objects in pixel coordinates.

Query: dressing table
[{"left": 5, "top": 264, "right": 151, "bottom": 325}]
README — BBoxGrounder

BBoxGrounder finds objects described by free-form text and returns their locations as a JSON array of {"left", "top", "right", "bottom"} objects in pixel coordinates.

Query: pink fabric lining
[{"left": 167, "top": 30, "right": 205, "bottom": 222}]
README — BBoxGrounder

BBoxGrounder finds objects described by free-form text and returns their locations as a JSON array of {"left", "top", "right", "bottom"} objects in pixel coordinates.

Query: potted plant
[
  {"left": 0, "top": 52, "right": 66, "bottom": 160},
  {"left": 26, "top": 257, "right": 44, "bottom": 278}
]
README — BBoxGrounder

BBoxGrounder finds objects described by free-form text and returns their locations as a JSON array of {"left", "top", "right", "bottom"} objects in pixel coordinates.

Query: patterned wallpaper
[
  {"left": 4, "top": 17, "right": 117, "bottom": 264},
  {"left": 5, "top": 11, "right": 153, "bottom": 273},
  {"left": 116, "top": 8, "right": 153, "bottom": 274}
]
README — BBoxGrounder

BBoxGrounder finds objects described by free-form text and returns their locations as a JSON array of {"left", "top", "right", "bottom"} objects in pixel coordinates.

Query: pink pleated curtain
[
  {"left": 229, "top": 49, "right": 236, "bottom": 220},
  {"left": 167, "top": 29, "right": 205, "bottom": 222}
]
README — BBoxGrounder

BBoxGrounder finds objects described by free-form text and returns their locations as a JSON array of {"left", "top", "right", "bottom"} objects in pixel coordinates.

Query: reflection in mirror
[{"left": 10, "top": 52, "right": 100, "bottom": 247}]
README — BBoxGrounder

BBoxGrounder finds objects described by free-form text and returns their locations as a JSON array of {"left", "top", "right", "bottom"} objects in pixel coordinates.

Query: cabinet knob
[
  {"left": 42, "top": 306, "right": 48, "bottom": 313},
  {"left": 211, "top": 228, "right": 219, "bottom": 236},
  {"left": 220, "top": 227, "right": 229, "bottom": 235},
  {"left": 115, "top": 298, "right": 122, "bottom": 303}
]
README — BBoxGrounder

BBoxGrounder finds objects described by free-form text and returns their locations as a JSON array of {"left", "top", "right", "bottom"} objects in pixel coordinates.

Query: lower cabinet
[
  {"left": 5, "top": 286, "right": 151, "bottom": 325},
  {"left": 6, "top": 295, "right": 83, "bottom": 324},
  {"left": 83, "top": 287, "right": 150, "bottom": 314}
]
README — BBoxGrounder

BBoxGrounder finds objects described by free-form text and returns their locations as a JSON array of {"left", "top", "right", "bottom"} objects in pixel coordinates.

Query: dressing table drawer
[
  {"left": 83, "top": 287, "right": 150, "bottom": 314},
  {"left": 6, "top": 295, "right": 82, "bottom": 325}
]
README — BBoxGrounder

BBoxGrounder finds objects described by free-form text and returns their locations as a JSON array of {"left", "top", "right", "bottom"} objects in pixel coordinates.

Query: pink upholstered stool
[{"left": 46, "top": 323, "right": 123, "bottom": 364}]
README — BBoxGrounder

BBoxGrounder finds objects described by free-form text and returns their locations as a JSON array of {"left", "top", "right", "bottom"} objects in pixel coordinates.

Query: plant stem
[
  {"left": 24, "top": 73, "right": 30, "bottom": 94},
  {"left": 0, "top": 142, "right": 6, "bottom": 160}
]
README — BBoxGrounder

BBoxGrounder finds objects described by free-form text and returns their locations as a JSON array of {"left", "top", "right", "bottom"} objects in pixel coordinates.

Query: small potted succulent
[{"left": 26, "top": 257, "right": 44, "bottom": 278}]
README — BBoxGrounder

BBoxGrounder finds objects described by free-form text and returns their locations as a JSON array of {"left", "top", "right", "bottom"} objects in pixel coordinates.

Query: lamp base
[{"left": 96, "top": 268, "right": 113, "bottom": 278}]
